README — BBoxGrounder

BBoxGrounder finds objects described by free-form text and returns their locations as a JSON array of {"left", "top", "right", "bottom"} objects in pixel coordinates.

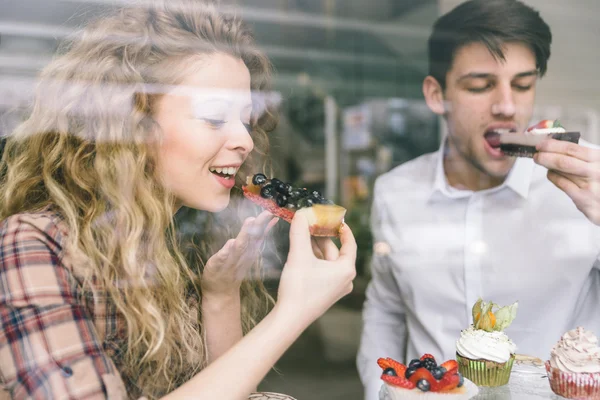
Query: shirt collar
[{"left": 429, "top": 137, "right": 534, "bottom": 200}]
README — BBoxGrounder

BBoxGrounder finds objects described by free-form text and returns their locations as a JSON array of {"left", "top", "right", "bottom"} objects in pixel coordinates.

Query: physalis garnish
[{"left": 472, "top": 298, "right": 518, "bottom": 332}]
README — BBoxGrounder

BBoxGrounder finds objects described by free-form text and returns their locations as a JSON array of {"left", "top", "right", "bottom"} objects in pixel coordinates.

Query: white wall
[{"left": 438, "top": 0, "right": 600, "bottom": 143}]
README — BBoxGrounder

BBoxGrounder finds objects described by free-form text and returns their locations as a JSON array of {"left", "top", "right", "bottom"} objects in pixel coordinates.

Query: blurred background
[{"left": 0, "top": 0, "right": 599, "bottom": 399}]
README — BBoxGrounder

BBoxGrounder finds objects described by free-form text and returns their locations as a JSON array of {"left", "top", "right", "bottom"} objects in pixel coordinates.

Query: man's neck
[{"left": 443, "top": 142, "right": 506, "bottom": 192}]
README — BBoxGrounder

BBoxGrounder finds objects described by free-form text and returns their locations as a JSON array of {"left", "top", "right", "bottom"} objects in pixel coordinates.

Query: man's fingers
[
  {"left": 547, "top": 171, "right": 586, "bottom": 202},
  {"left": 534, "top": 151, "right": 591, "bottom": 177},
  {"left": 536, "top": 139, "right": 599, "bottom": 163}
]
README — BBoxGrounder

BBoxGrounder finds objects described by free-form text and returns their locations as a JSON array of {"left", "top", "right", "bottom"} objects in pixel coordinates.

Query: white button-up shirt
[{"left": 357, "top": 142, "right": 600, "bottom": 400}]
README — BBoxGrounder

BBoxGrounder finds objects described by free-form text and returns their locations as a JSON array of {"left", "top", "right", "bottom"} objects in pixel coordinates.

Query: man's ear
[{"left": 422, "top": 76, "right": 445, "bottom": 116}]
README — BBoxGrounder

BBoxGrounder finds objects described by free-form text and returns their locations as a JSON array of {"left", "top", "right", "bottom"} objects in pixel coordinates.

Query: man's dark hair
[{"left": 428, "top": 0, "right": 552, "bottom": 89}]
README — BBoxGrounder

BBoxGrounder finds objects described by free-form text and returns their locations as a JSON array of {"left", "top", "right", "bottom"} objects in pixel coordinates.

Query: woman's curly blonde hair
[{"left": 0, "top": 0, "right": 277, "bottom": 397}]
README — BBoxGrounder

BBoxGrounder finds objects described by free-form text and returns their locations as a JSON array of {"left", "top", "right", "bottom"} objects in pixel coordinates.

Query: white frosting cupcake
[{"left": 456, "top": 325, "right": 517, "bottom": 363}]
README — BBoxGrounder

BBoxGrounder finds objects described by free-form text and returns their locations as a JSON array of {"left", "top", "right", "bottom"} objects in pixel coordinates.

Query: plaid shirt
[
  {"left": 0, "top": 212, "right": 297, "bottom": 400},
  {"left": 0, "top": 211, "right": 163, "bottom": 399}
]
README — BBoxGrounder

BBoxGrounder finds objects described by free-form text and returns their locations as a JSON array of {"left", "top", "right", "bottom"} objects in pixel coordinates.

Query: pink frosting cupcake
[{"left": 545, "top": 327, "right": 600, "bottom": 399}]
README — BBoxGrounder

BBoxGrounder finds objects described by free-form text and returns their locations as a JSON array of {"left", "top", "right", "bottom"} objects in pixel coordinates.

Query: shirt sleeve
[
  {"left": 356, "top": 179, "right": 408, "bottom": 400},
  {"left": 0, "top": 214, "right": 129, "bottom": 400}
]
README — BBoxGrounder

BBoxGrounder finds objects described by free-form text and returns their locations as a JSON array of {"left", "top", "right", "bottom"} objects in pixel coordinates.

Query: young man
[{"left": 357, "top": 1, "right": 600, "bottom": 399}]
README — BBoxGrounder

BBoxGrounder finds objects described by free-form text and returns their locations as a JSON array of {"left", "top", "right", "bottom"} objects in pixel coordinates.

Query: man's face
[{"left": 442, "top": 42, "right": 538, "bottom": 179}]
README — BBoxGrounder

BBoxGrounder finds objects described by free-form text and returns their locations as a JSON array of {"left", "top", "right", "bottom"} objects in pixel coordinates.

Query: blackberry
[
  {"left": 416, "top": 379, "right": 430, "bottom": 392},
  {"left": 421, "top": 357, "right": 437, "bottom": 371},
  {"left": 252, "top": 173, "right": 267, "bottom": 185},
  {"left": 275, "top": 194, "right": 288, "bottom": 207},
  {"left": 260, "top": 184, "right": 275, "bottom": 199},
  {"left": 382, "top": 368, "right": 397, "bottom": 377}
]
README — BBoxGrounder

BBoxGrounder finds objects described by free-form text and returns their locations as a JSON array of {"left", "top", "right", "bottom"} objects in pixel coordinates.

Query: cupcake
[
  {"left": 377, "top": 355, "right": 478, "bottom": 400},
  {"left": 455, "top": 298, "right": 518, "bottom": 387},
  {"left": 545, "top": 327, "right": 600, "bottom": 399}
]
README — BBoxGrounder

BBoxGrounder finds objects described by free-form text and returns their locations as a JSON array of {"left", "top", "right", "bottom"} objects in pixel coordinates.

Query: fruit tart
[
  {"left": 242, "top": 173, "right": 346, "bottom": 237},
  {"left": 377, "top": 354, "right": 478, "bottom": 400},
  {"left": 486, "top": 119, "right": 580, "bottom": 158}
]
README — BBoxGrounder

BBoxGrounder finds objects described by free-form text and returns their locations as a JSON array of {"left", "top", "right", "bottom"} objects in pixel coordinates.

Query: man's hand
[{"left": 534, "top": 139, "right": 600, "bottom": 225}]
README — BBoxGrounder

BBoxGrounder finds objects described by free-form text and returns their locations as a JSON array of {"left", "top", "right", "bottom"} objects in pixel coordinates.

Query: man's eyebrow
[
  {"left": 456, "top": 69, "right": 539, "bottom": 83},
  {"left": 456, "top": 72, "right": 495, "bottom": 83},
  {"left": 513, "top": 70, "right": 539, "bottom": 79}
]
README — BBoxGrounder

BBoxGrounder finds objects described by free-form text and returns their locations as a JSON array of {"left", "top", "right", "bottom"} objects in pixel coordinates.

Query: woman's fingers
[
  {"left": 312, "top": 237, "right": 339, "bottom": 261},
  {"left": 338, "top": 223, "right": 357, "bottom": 263}
]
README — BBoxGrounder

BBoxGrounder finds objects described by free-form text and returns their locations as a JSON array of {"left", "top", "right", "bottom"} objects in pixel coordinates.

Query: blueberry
[
  {"left": 421, "top": 357, "right": 437, "bottom": 371},
  {"left": 273, "top": 181, "right": 288, "bottom": 194},
  {"left": 260, "top": 184, "right": 275, "bottom": 199},
  {"left": 416, "top": 379, "right": 430, "bottom": 392},
  {"left": 431, "top": 366, "right": 446, "bottom": 380},
  {"left": 382, "top": 367, "right": 397, "bottom": 377},
  {"left": 282, "top": 183, "right": 292, "bottom": 194},
  {"left": 286, "top": 203, "right": 297, "bottom": 209},
  {"left": 457, "top": 373, "right": 464, "bottom": 388},
  {"left": 252, "top": 173, "right": 267, "bottom": 185},
  {"left": 311, "top": 190, "right": 322, "bottom": 198},
  {"left": 404, "top": 366, "right": 417, "bottom": 379},
  {"left": 298, "top": 198, "right": 314, "bottom": 208},
  {"left": 408, "top": 359, "right": 422, "bottom": 369},
  {"left": 289, "top": 189, "right": 302, "bottom": 199},
  {"left": 275, "top": 194, "right": 288, "bottom": 207}
]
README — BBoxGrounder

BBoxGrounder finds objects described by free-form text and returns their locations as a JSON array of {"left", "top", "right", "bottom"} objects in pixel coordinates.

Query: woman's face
[{"left": 153, "top": 53, "right": 254, "bottom": 212}]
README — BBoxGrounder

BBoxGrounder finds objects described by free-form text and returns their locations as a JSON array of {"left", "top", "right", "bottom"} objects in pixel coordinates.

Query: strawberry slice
[
  {"left": 431, "top": 372, "right": 461, "bottom": 392},
  {"left": 377, "top": 357, "right": 407, "bottom": 377},
  {"left": 408, "top": 367, "right": 435, "bottom": 386},
  {"left": 526, "top": 119, "right": 563, "bottom": 132},
  {"left": 420, "top": 354, "right": 435, "bottom": 362},
  {"left": 381, "top": 373, "right": 416, "bottom": 389},
  {"left": 440, "top": 360, "right": 458, "bottom": 371}
]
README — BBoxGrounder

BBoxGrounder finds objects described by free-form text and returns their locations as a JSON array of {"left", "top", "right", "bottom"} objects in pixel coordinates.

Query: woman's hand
[
  {"left": 276, "top": 211, "right": 357, "bottom": 326},
  {"left": 201, "top": 210, "right": 278, "bottom": 297}
]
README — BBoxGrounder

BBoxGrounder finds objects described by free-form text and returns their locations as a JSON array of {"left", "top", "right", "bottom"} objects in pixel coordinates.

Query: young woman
[{"left": 0, "top": 1, "right": 357, "bottom": 399}]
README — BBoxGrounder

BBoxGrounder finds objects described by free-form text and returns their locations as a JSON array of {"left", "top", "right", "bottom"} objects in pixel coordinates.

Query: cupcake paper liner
[
  {"left": 545, "top": 361, "right": 600, "bottom": 399},
  {"left": 456, "top": 353, "right": 514, "bottom": 387},
  {"left": 379, "top": 379, "right": 479, "bottom": 400}
]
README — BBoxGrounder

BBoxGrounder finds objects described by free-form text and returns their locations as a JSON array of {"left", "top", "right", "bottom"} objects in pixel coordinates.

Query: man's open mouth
[{"left": 484, "top": 128, "right": 516, "bottom": 149}]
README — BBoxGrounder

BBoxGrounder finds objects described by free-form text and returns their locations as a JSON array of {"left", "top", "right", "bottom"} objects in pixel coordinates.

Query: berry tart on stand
[{"left": 377, "top": 354, "right": 478, "bottom": 399}]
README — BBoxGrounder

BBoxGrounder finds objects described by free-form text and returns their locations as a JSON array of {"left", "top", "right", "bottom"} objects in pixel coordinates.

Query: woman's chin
[{"left": 186, "top": 196, "right": 231, "bottom": 213}]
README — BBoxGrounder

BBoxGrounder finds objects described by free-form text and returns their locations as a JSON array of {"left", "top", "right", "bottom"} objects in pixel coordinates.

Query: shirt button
[{"left": 61, "top": 366, "right": 73, "bottom": 378}]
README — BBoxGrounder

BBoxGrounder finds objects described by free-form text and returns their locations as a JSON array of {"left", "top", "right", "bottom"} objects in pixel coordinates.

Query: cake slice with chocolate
[{"left": 488, "top": 120, "right": 580, "bottom": 158}]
